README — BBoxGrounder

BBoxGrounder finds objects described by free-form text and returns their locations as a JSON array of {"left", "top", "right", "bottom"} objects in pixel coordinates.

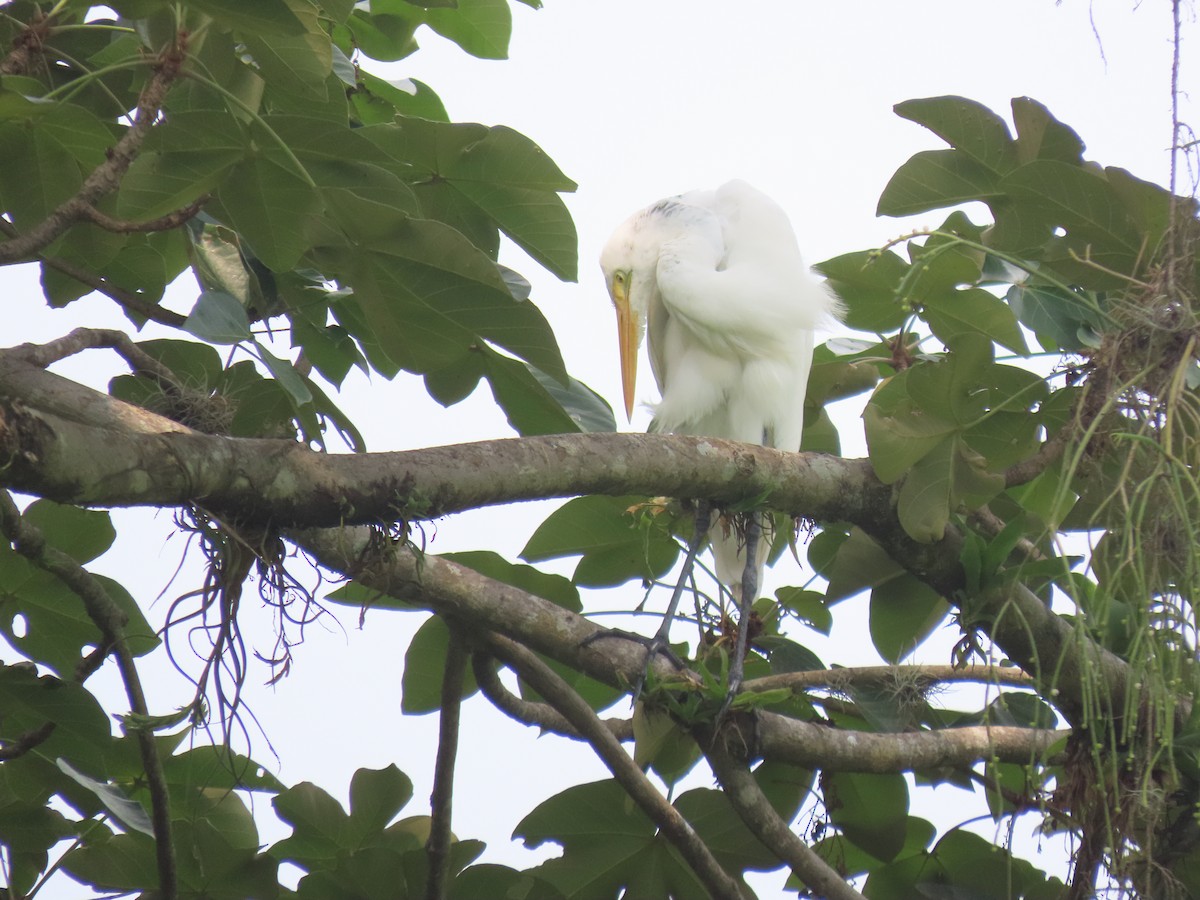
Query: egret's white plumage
[{"left": 600, "top": 180, "right": 840, "bottom": 588}]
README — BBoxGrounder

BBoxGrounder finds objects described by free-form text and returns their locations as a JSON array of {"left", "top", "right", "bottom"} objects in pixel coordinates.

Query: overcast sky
[{"left": 16, "top": 2, "right": 1198, "bottom": 897}]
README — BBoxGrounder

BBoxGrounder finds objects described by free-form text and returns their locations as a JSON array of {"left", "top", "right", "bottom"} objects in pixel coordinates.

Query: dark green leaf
[
  {"left": 401, "top": 616, "right": 478, "bottom": 714},
  {"left": 869, "top": 574, "right": 949, "bottom": 663}
]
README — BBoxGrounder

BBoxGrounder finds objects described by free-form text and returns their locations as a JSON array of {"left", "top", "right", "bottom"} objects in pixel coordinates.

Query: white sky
[{"left": 12, "top": 2, "right": 1198, "bottom": 897}]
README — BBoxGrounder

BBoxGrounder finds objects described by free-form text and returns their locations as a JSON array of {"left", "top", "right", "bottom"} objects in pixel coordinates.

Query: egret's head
[{"left": 599, "top": 208, "right": 662, "bottom": 419}]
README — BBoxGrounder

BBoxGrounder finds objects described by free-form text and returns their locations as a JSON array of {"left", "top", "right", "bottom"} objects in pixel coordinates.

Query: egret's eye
[{"left": 613, "top": 271, "right": 627, "bottom": 290}]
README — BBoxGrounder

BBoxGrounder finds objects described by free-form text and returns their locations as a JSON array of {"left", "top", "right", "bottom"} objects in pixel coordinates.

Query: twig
[
  {"left": 472, "top": 652, "right": 633, "bottom": 742},
  {"left": 0, "top": 39, "right": 184, "bottom": 264},
  {"left": 699, "top": 722, "right": 866, "bottom": 900},
  {"left": 0, "top": 491, "right": 177, "bottom": 899},
  {"left": 0, "top": 218, "right": 188, "bottom": 327},
  {"left": 742, "top": 663, "right": 1035, "bottom": 695},
  {"left": 81, "top": 197, "right": 208, "bottom": 234},
  {"left": 15, "top": 327, "right": 181, "bottom": 388},
  {"left": 482, "top": 632, "right": 749, "bottom": 900},
  {"left": 425, "top": 627, "right": 466, "bottom": 900},
  {"left": 0, "top": 720, "right": 55, "bottom": 760}
]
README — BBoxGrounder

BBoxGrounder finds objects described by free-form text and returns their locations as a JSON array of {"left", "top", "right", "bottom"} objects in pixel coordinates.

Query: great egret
[{"left": 599, "top": 179, "right": 840, "bottom": 695}]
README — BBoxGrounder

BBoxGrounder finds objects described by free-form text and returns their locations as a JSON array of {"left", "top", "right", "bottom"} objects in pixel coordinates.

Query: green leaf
[
  {"left": 401, "top": 616, "right": 478, "bottom": 714},
  {"left": 877, "top": 149, "right": 1001, "bottom": 217},
  {"left": 354, "top": 72, "right": 448, "bottom": 122},
  {"left": 0, "top": 667, "right": 113, "bottom": 774},
  {"left": 214, "top": 149, "right": 322, "bottom": 271},
  {"left": 521, "top": 496, "right": 679, "bottom": 588},
  {"left": 0, "top": 120, "right": 82, "bottom": 230},
  {"left": 241, "top": 1, "right": 331, "bottom": 99},
  {"left": 182, "top": 0, "right": 306, "bottom": 34},
  {"left": 823, "top": 528, "right": 905, "bottom": 605},
  {"left": 824, "top": 771, "right": 909, "bottom": 862},
  {"left": 517, "top": 779, "right": 708, "bottom": 900},
  {"left": 775, "top": 587, "right": 832, "bottom": 634},
  {"left": 1006, "top": 283, "right": 1104, "bottom": 351},
  {"left": 632, "top": 706, "right": 701, "bottom": 788},
  {"left": 441, "top": 551, "right": 580, "bottom": 611},
  {"left": 56, "top": 758, "right": 153, "bottom": 836},
  {"left": 1000, "top": 160, "right": 1143, "bottom": 256},
  {"left": 481, "top": 349, "right": 585, "bottom": 436},
  {"left": 864, "top": 374, "right": 957, "bottom": 484},
  {"left": 814, "top": 250, "right": 909, "bottom": 333},
  {"left": 423, "top": 0, "right": 512, "bottom": 59},
  {"left": 1011, "top": 96, "right": 1085, "bottom": 166},
  {"left": 21, "top": 500, "right": 115, "bottom": 565},
  {"left": 921, "top": 287, "right": 1029, "bottom": 356},
  {"left": 869, "top": 574, "right": 949, "bottom": 663},
  {"left": 894, "top": 96, "right": 1017, "bottom": 174},
  {"left": 255, "top": 342, "right": 314, "bottom": 405},
  {"left": 271, "top": 782, "right": 351, "bottom": 863},
  {"left": 184, "top": 290, "right": 252, "bottom": 344},
  {"left": 349, "top": 765, "right": 414, "bottom": 839},
  {"left": 343, "top": 223, "right": 567, "bottom": 381}
]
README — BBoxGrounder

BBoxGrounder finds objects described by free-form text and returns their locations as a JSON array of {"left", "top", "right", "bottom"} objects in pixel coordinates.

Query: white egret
[{"left": 599, "top": 179, "right": 840, "bottom": 695}]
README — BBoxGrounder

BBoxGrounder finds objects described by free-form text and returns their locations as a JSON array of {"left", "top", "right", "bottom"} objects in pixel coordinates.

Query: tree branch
[
  {"left": 80, "top": 197, "right": 207, "bottom": 234},
  {"left": 698, "top": 722, "right": 866, "bottom": 900},
  {"left": 296, "top": 527, "right": 1066, "bottom": 771},
  {"left": 0, "top": 43, "right": 183, "bottom": 264},
  {"left": 743, "top": 664, "right": 1035, "bottom": 695},
  {"left": 472, "top": 652, "right": 634, "bottom": 742},
  {"left": 483, "top": 632, "right": 749, "bottom": 900},
  {"left": 0, "top": 348, "right": 1132, "bottom": 728},
  {"left": 425, "top": 627, "right": 466, "bottom": 900},
  {"left": 0, "top": 491, "right": 177, "bottom": 900}
]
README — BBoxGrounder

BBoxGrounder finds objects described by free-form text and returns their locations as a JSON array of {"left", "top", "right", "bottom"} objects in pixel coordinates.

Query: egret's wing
[{"left": 646, "top": 284, "right": 671, "bottom": 395}]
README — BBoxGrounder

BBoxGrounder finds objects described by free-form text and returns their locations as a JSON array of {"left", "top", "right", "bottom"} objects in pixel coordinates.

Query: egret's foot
[{"left": 580, "top": 628, "right": 689, "bottom": 701}]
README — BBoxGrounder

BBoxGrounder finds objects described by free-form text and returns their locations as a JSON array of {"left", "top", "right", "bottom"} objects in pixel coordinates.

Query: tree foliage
[{"left": 0, "top": 2, "right": 1199, "bottom": 899}]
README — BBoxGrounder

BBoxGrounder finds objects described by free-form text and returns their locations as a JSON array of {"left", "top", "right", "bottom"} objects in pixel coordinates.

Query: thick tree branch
[
  {"left": 0, "top": 492, "right": 177, "bottom": 899},
  {"left": 699, "top": 724, "right": 866, "bottom": 900},
  {"left": 0, "top": 347, "right": 1131, "bottom": 728},
  {"left": 484, "top": 632, "right": 749, "bottom": 900},
  {"left": 297, "top": 527, "right": 1066, "bottom": 772}
]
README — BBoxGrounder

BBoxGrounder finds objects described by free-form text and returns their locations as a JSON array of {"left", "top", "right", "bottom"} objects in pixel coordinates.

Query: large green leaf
[
  {"left": 1000, "top": 159, "right": 1143, "bottom": 257},
  {"left": 400, "top": 615, "right": 479, "bottom": 714},
  {"left": 517, "top": 779, "right": 709, "bottom": 900},
  {"left": 364, "top": 117, "right": 578, "bottom": 280},
  {"left": 894, "top": 95, "right": 1017, "bottom": 175},
  {"left": 877, "top": 150, "right": 1001, "bottom": 217},
  {"left": 0, "top": 667, "right": 113, "bottom": 775},
  {"left": 521, "top": 496, "right": 679, "bottom": 588},
  {"left": 340, "top": 223, "right": 567, "bottom": 380},
  {"left": 241, "top": 0, "right": 332, "bottom": 99},
  {"left": 869, "top": 574, "right": 949, "bottom": 663},
  {"left": 823, "top": 771, "right": 910, "bottom": 863},
  {"left": 814, "top": 250, "right": 909, "bottom": 333},
  {"left": 423, "top": 0, "right": 513, "bottom": 59},
  {"left": 215, "top": 152, "right": 322, "bottom": 272},
  {"left": 182, "top": 0, "right": 307, "bottom": 34}
]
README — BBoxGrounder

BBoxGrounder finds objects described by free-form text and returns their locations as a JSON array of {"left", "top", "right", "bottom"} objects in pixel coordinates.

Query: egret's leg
[
  {"left": 580, "top": 503, "right": 713, "bottom": 701},
  {"left": 722, "top": 512, "right": 761, "bottom": 712}
]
